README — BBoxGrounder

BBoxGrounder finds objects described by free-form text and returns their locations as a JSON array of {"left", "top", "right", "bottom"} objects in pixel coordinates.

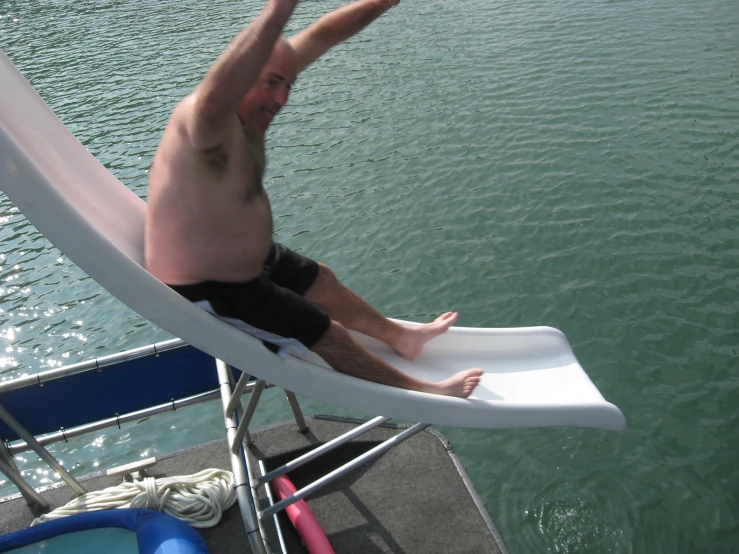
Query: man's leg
[
  {"left": 263, "top": 245, "right": 482, "bottom": 397},
  {"left": 304, "top": 263, "right": 456, "bottom": 360},
  {"left": 312, "top": 320, "right": 483, "bottom": 398}
]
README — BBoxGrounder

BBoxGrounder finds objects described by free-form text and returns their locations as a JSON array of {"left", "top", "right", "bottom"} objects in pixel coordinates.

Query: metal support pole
[
  {"left": 259, "top": 459, "right": 289, "bottom": 554},
  {"left": 284, "top": 391, "right": 307, "bottom": 432},
  {"left": 0, "top": 402, "right": 85, "bottom": 495},
  {"left": 216, "top": 359, "right": 267, "bottom": 554},
  {"left": 254, "top": 416, "right": 390, "bottom": 488},
  {"left": 260, "top": 422, "right": 430, "bottom": 520},
  {"left": 226, "top": 371, "right": 251, "bottom": 418},
  {"left": 0, "top": 445, "right": 49, "bottom": 516},
  {"left": 226, "top": 366, "right": 270, "bottom": 549},
  {"left": 231, "top": 380, "right": 265, "bottom": 451}
]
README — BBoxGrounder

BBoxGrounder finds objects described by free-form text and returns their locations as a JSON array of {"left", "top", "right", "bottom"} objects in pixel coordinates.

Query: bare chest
[{"left": 201, "top": 130, "right": 266, "bottom": 201}]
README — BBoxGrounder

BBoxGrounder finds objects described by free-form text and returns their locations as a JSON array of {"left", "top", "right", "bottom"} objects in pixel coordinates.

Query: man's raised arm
[
  {"left": 188, "top": 0, "right": 298, "bottom": 149},
  {"left": 290, "top": 0, "right": 400, "bottom": 74}
]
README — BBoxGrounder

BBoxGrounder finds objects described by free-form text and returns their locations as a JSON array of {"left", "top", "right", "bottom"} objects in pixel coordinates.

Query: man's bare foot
[
  {"left": 424, "top": 368, "right": 484, "bottom": 398},
  {"left": 394, "top": 312, "right": 459, "bottom": 360}
]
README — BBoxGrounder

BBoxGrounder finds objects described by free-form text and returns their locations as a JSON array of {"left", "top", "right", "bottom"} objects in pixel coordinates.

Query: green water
[{"left": 1, "top": 0, "right": 738, "bottom": 551}]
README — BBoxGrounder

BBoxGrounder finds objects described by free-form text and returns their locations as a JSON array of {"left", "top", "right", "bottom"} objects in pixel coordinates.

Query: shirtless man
[{"left": 145, "top": 0, "right": 483, "bottom": 398}]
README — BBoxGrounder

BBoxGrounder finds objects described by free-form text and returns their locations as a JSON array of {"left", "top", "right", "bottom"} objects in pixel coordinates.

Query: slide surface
[{"left": 0, "top": 52, "right": 625, "bottom": 430}]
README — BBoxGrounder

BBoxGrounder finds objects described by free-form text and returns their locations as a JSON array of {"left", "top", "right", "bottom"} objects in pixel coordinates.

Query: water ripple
[{"left": 2, "top": 0, "right": 739, "bottom": 550}]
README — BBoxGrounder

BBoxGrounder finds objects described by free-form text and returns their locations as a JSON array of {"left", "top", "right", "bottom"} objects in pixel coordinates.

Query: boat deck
[{"left": 0, "top": 415, "right": 508, "bottom": 553}]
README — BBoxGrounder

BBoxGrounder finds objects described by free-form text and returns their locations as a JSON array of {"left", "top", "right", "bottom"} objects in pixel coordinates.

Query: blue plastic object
[{"left": 0, "top": 509, "right": 209, "bottom": 554}]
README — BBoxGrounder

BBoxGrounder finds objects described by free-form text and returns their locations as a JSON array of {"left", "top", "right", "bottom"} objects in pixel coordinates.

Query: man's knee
[
  {"left": 307, "top": 262, "right": 338, "bottom": 301},
  {"left": 316, "top": 262, "right": 337, "bottom": 286},
  {"left": 312, "top": 319, "right": 348, "bottom": 352}
]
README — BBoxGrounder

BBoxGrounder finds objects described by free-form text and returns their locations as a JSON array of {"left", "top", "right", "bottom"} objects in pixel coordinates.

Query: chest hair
[{"left": 202, "top": 130, "right": 266, "bottom": 201}]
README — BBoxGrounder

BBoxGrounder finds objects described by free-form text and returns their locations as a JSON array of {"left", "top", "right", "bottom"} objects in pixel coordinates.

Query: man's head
[{"left": 238, "top": 36, "right": 298, "bottom": 137}]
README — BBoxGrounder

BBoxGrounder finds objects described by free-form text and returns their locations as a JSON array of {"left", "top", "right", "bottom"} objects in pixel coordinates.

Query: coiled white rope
[{"left": 31, "top": 468, "right": 237, "bottom": 528}]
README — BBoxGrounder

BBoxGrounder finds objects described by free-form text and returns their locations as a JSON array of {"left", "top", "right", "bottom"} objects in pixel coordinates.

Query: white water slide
[{"left": 0, "top": 52, "right": 625, "bottom": 431}]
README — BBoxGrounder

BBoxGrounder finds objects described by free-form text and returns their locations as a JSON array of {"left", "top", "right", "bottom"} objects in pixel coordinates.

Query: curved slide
[{"left": 0, "top": 52, "right": 625, "bottom": 431}]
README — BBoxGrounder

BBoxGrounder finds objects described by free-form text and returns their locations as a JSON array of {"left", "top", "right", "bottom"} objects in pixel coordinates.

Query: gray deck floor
[{"left": 0, "top": 416, "right": 508, "bottom": 554}]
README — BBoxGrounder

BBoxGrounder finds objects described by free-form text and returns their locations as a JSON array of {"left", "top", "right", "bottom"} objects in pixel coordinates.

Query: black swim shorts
[{"left": 168, "top": 243, "right": 331, "bottom": 357}]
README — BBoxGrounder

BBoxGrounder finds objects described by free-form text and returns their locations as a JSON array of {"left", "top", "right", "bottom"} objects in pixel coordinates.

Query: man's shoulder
[
  {"left": 167, "top": 93, "right": 242, "bottom": 152},
  {"left": 167, "top": 95, "right": 198, "bottom": 132},
  {"left": 156, "top": 96, "right": 254, "bottom": 181}
]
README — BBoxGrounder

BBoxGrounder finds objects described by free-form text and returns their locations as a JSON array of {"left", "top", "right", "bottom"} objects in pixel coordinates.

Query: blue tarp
[{"left": 0, "top": 345, "right": 231, "bottom": 442}]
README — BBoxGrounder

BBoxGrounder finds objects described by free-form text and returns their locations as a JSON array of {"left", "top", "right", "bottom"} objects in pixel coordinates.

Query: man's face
[{"left": 238, "top": 41, "right": 298, "bottom": 137}]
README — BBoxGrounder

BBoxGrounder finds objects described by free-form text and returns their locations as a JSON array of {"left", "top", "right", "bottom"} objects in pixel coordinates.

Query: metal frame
[
  {"left": 0, "top": 338, "right": 188, "bottom": 396},
  {"left": 4, "top": 390, "right": 221, "bottom": 456},
  {"left": 216, "top": 360, "right": 267, "bottom": 554},
  {"left": 0, "top": 342, "right": 433, "bottom": 554},
  {"left": 215, "top": 360, "right": 431, "bottom": 554},
  {"left": 0, "top": 443, "right": 49, "bottom": 516},
  {"left": 0, "top": 402, "right": 85, "bottom": 495},
  {"left": 1, "top": 338, "right": 275, "bottom": 457},
  {"left": 0, "top": 339, "right": 247, "bottom": 513}
]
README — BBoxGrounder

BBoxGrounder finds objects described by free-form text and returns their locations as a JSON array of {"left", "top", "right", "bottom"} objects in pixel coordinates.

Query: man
[{"left": 145, "top": 0, "right": 483, "bottom": 397}]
